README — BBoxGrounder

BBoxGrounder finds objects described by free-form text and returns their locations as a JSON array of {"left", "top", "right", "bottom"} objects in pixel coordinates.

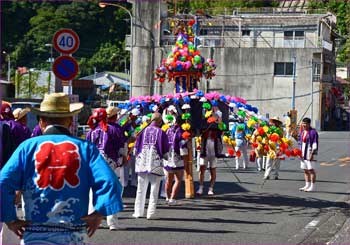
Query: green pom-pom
[
  {"left": 260, "top": 121, "right": 267, "bottom": 127},
  {"left": 134, "top": 127, "right": 141, "bottom": 134},
  {"left": 237, "top": 124, "right": 245, "bottom": 131},
  {"left": 181, "top": 113, "right": 191, "bottom": 120},
  {"left": 251, "top": 116, "right": 258, "bottom": 122},
  {"left": 218, "top": 122, "right": 227, "bottom": 131},
  {"left": 202, "top": 103, "right": 211, "bottom": 110},
  {"left": 275, "top": 128, "right": 283, "bottom": 137},
  {"left": 166, "top": 115, "right": 174, "bottom": 121},
  {"left": 237, "top": 110, "right": 246, "bottom": 118},
  {"left": 147, "top": 113, "right": 152, "bottom": 118},
  {"left": 119, "top": 118, "right": 128, "bottom": 126}
]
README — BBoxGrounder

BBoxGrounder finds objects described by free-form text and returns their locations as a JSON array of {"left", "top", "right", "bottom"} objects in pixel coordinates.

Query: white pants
[
  {"left": 264, "top": 158, "right": 281, "bottom": 178},
  {"left": 134, "top": 173, "right": 161, "bottom": 218},
  {"left": 235, "top": 144, "right": 249, "bottom": 169},
  {"left": 123, "top": 155, "right": 137, "bottom": 186},
  {"left": 1, "top": 222, "right": 20, "bottom": 245}
]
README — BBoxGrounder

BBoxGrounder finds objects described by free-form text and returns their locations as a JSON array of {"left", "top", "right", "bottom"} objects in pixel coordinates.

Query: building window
[
  {"left": 312, "top": 62, "right": 321, "bottom": 82},
  {"left": 274, "top": 62, "right": 294, "bottom": 76},
  {"left": 283, "top": 30, "right": 305, "bottom": 48},
  {"left": 242, "top": 30, "right": 251, "bottom": 36}
]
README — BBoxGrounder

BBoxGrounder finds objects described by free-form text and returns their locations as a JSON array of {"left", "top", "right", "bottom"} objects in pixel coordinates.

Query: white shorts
[
  {"left": 300, "top": 160, "right": 316, "bottom": 170},
  {"left": 199, "top": 156, "right": 217, "bottom": 169}
]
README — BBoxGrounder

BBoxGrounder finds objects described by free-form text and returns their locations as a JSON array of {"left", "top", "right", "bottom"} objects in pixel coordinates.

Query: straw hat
[
  {"left": 269, "top": 116, "right": 282, "bottom": 125},
  {"left": 13, "top": 107, "right": 30, "bottom": 121},
  {"left": 106, "top": 106, "right": 121, "bottom": 118},
  {"left": 31, "top": 93, "right": 83, "bottom": 118}
]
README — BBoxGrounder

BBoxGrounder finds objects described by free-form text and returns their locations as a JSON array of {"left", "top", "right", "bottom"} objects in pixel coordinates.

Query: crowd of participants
[{"left": 0, "top": 92, "right": 318, "bottom": 244}]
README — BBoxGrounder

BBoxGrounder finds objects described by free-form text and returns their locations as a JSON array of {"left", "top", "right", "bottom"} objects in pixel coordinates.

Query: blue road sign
[{"left": 53, "top": 56, "right": 79, "bottom": 81}]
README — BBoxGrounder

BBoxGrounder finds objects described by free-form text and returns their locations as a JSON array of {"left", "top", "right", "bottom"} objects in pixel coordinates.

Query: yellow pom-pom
[
  {"left": 181, "top": 123, "right": 191, "bottom": 131},
  {"left": 223, "top": 135, "right": 230, "bottom": 143},
  {"left": 245, "top": 134, "right": 251, "bottom": 141},
  {"left": 128, "top": 142, "right": 135, "bottom": 149},
  {"left": 205, "top": 110, "right": 212, "bottom": 118},
  {"left": 263, "top": 126, "right": 269, "bottom": 133},
  {"left": 268, "top": 150, "right": 276, "bottom": 159},
  {"left": 230, "top": 139, "right": 236, "bottom": 147},
  {"left": 140, "top": 122, "right": 148, "bottom": 129},
  {"left": 247, "top": 120, "right": 255, "bottom": 128},
  {"left": 256, "top": 135, "right": 262, "bottom": 142},
  {"left": 162, "top": 124, "right": 170, "bottom": 132},
  {"left": 269, "top": 142, "right": 276, "bottom": 150}
]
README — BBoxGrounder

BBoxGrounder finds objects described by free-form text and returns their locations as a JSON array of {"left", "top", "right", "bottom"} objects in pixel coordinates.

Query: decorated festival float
[{"left": 116, "top": 18, "right": 302, "bottom": 198}]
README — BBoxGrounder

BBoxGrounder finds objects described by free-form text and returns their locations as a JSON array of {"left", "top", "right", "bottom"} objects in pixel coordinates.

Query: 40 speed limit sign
[{"left": 53, "top": 28, "right": 80, "bottom": 54}]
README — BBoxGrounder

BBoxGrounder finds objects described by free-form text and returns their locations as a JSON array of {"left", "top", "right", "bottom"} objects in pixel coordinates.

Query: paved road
[{"left": 89, "top": 131, "right": 350, "bottom": 244}]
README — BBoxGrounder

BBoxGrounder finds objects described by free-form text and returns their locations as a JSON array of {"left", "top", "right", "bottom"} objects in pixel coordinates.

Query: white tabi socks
[
  {"left": 304, "top": 182, "right": 315, "bottom": 192},
  {"left": 299, "top": 182, "right": 311, "bottom": 191}
]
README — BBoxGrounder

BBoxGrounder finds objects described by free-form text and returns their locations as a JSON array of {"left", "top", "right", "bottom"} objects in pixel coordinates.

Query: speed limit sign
[{"left": 53, "top": 28, "right": 80, "bottom": 54}]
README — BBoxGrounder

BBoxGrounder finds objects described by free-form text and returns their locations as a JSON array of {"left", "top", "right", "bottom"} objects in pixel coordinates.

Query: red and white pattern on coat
[{"left": 34, "top": 141, "right": 80, "bottom": 190}]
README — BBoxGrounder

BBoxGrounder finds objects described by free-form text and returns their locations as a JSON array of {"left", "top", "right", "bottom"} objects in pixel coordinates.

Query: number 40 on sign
[{"left": 53, "top": 28, "right": 80, "bottom": 54}]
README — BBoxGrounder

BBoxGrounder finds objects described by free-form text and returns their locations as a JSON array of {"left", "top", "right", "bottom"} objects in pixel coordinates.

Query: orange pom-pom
[
  {"left": 207, "top": 116, "right": 216, "bottom": 124},
  {"left": 280, "top": 142, "right": 289, "bottom": 151},
  {"left": 182, "top": 131, "right": 191, "bottom": 139},
  {"left": 257, "top": 127, "right": 265, "bottom": 135},
  {"left": 285, "top": 149, "right": 291, "bottom": 157},
  {"left": 236, "top": 150, "right": 241, "bottom": 158},
  {"left": 292, "top": 148, "right": 302, "bottom": 157},
  {"left": 228, "top": 148, "right": 234, "bottom": 156},
  {"left": 269, "top": 133, "right": 279, "bottom": 142}
]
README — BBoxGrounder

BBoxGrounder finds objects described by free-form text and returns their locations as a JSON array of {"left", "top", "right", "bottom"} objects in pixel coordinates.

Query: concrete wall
[{"left": 155, "top": 46, "right": 321, "bottom": 126}]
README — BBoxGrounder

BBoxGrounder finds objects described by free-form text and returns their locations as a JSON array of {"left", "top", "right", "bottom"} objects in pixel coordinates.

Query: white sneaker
[
  {"left": 196, "top": 186, "right": 203, "bottom": 195},
  {"left": 132, "top": 213, "right": 141, "bottom": 219},
  {"left": 109, "top": 224, "right": 126, "bottom": 230},
  {"left": 305, "top": 184, "right": 315, "bottom": 192},
  {"left": 168, "top": 199, "right": 177, "bottom": 205},
  {"left": 208, "top": 187, "right": 214, "bottom": 196},
  {"left": 299, "top": 183, "right": 310, "bottom": 191}
]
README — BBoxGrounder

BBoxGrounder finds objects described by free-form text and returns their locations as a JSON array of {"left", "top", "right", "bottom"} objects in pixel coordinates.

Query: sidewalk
[{"left": 327, "top": 218, "right": 350, "bottom": 245}]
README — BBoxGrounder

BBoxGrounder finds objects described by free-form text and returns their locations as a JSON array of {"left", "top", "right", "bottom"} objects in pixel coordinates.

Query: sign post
[{"left": 52, "top": 29, "right": 80, "bottom": 94}]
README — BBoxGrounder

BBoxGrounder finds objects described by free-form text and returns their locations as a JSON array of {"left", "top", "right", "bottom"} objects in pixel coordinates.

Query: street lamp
[
  {"left": 99, "top": 2, "right": 133, "bottom": 98},
  {"left": 2, "top": 51, "right": 11, "bottom": 82}
]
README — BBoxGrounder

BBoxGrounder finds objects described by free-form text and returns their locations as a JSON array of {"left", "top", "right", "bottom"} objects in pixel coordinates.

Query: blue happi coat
[{"left": 0, "top": 125, "right": 123, "bottom": 226}]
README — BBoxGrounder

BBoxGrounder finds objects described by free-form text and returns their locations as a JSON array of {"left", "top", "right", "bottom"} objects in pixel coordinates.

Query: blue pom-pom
[
  {"left": 195, "top": 90, "right": 204, "bottom": 97},
  {"left": 141, "top": 101, "right": 148, "bottom": 108},
  {"left": 211, "top": 100, "right": 218, "bottom": 106},
  {"left": 219, "top": 95, "right": 227, "bottom": 103},
  {"left": 172, "top": 98, "right": 180, "bottom": 104},
  {"left": 183, "top": 96, "right": 191, "bottom": 103},
  {"left": 160, "top": 98, "right": 166, "bottom": 104},
  {"left": 148, "top": 103, "right": 155, "bottom": 111}
]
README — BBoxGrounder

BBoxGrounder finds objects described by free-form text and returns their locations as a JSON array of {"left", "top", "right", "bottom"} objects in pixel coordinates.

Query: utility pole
[
  {"left": 310, "top": 59, "right": 314, "bottom": 125},
  {"left": 292, "top": 56, "right": 296, "bottom": 110}
]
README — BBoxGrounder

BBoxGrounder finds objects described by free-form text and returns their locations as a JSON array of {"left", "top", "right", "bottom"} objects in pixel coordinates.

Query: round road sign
[
  {"left": 53, "top": 29, "right": 80, "bottom": 54},
  {"left": 53, "top": 56, "right": 79, "bottom": 81}
]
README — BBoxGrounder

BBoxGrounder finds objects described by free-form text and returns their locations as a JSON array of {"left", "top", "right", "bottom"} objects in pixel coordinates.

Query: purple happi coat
[
  {"left": 164, "top": 125, "right": 188, "bottom": 170},
  {"left": 6, "top": 119, "right": 31, "bottom": 147},
  {"left": 300, "top": 128, "right": 318, "bottom": 160},
  {"left": 134, "top": 122, "right": 169, "bottom": 174},
  {"left": 31, "top": 124, "right": 42, "bottom": 137},
  {"left": 86, "top": 123, "right": 126, "bottom": 167}
]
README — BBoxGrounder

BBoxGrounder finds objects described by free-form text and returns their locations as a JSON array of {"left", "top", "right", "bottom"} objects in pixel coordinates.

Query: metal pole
[
  {"left": 7, "top": 55, "right": 11, "bottom": 82},
  {"left": 310, "top": 59, "right": 314, "bottom": 125},
  {"left": 292, "top": 56, "right": 296, "bottom": 110}
]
